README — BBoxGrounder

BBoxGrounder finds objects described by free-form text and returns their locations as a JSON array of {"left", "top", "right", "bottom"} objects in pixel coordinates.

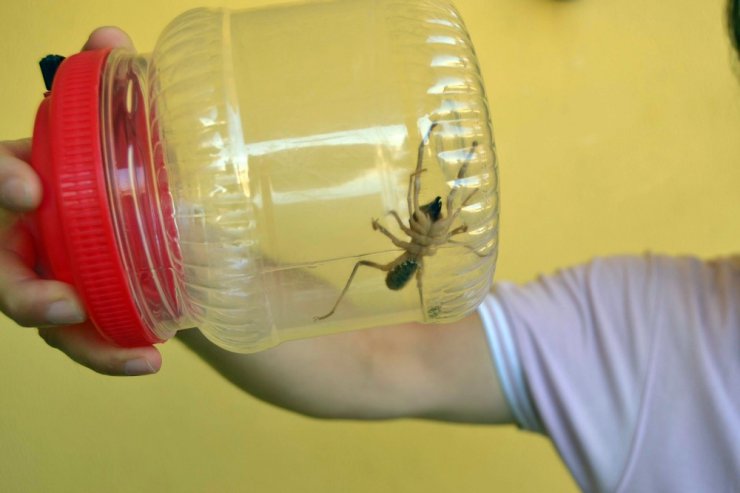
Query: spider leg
[
  {"left": 372, "top": 219, "right": 417, "bottom": 252},
  {"left": 445, "top": 221, "right": 492, "bottom": 258},
  {"left": 446, "top": 140, "right": 479, "bottom": 217},
  {"left": 445, "top": 187, "right": 480, "bottom": 226},
  {"left": 314, "top": 260, "right": 393, "bottom": 321},
  {"left": 385, "top": 210, "right": 431, "bottom": 245},
  {"left": 415, "top": 257, "right": 426, "bottom": 316},
  {"left": 386, "top": 210, "right": 414, "bottom": 237},
  {"left": 410, "top": 122, "right": 440, "bottom": 216},
  {"left": 447, "top": 224, "right": 468, "bottom": 238},
  {"left": 407, "top": 168, "right": 426, "bottom": 218},
  {"left": 446, "top": 240, "right": 491, "bottom": 258}
]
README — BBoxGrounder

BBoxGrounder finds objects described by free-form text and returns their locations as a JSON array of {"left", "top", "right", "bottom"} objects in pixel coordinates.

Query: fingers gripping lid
[{"left": 31, "top": 49, "right": 162, "bottom": 347}]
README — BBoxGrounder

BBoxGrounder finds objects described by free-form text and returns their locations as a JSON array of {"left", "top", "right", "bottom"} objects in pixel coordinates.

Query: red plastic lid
[{"left": 29, "top": 49, "right": 162, "bottom": 347}]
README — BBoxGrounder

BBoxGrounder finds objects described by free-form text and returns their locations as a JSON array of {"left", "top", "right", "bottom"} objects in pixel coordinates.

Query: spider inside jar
[{"left": 314, "top": 122, "right": 485, "bottom": 321}]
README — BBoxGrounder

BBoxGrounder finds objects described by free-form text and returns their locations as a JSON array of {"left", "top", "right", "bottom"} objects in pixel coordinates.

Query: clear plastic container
[{"left": 31, "top": 0, "right": 499, "bottom": 353}]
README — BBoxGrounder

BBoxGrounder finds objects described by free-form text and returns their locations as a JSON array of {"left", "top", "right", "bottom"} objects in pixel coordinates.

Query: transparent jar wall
[{"left": 149, "top": 0, "right": 499, "bottom": 352}]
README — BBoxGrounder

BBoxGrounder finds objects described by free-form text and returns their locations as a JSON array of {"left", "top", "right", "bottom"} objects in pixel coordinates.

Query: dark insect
[{"left": 314, "top": 122, "right": 483, "bottom": 321}]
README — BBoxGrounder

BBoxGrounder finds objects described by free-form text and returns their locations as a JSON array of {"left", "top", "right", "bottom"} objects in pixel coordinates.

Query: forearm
[
  {"left": 177, "top": 325, "right": 395, "bottom": 419},
  {"left": 176, "top": 314, "right": 512, "bottom": 424}
]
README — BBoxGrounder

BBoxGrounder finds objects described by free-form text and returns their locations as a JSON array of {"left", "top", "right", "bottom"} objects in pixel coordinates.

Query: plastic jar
[{"left": 29, "top": 0, "right": 499, "bottom": 353}]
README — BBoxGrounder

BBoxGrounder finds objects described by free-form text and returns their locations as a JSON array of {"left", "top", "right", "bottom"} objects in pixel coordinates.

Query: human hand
[{"left": 0, "top": 27, "right": 162, "bottom": 376}]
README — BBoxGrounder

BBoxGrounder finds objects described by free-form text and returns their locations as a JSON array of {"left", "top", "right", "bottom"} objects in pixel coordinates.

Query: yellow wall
[{"left": 1, "top": 0, "right": 737, "bottom": 492}]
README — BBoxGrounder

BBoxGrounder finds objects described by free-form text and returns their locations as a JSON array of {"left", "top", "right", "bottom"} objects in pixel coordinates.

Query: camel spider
[{"left": 314, "top": 122, "right": 483, "bottom": 321}]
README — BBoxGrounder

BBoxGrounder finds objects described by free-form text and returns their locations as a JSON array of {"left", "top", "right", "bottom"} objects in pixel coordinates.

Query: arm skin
[{"left": 177, "top": 314, "right": 513, "bottom": 424}]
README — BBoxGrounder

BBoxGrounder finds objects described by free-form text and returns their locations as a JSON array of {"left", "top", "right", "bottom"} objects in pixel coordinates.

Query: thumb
[{"left": 82, "top": 26, "right": 135, "bottom": 51}]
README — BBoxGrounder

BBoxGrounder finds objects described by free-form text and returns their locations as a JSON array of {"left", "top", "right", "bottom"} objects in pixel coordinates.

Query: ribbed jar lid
[{"left": 31, "top": 49, "right": 162, "bottom": 346}]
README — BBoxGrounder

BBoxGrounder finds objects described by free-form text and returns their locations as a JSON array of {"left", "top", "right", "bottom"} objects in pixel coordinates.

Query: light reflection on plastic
[
  {"left": 243, "top": 124, "right": 407, "bottom": 156},
  {"left": 258, "top": 169, "right": 402, "bottom": 207},
  {"left": 226, "top": 104, "right": 250, "bottom": 200},
  {"left": 431, "top": 54, "right": 466, "bottom": 68},
  {"left": 244, "top": 124, "right": 409, "bottom": 206},
  {"left": 426, "top": 35, "right": 459, "bottom": 46},
  {"left": 427, "top": 76, "right": 469, "bottom": 94}
]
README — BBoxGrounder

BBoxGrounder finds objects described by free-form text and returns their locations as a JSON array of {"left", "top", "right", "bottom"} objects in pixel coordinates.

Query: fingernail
[
  {"left": 124, "top": 358, "right": 157, "bottom": 376},
  {"left": 0, "top": 178, "right": 33, "bottom": 209},
  {"left": 45, "top": 300, "right": 85, "bottom": 325}
]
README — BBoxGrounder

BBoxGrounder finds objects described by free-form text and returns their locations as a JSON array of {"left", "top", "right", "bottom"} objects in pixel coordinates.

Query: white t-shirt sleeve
[{"left": 479, "top": 254, "right": 739, "bottom": 493}]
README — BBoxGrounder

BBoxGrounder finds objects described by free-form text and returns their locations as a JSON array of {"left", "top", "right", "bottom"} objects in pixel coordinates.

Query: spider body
[
  {"left": 314, "top": 123, "right": 484, "bottom": 321},
  {"left": 385, "top": 256, "right": 419, "bottom": 290},
  {"left": 384, "top": 195, "right": 443, "bottom": 290}
]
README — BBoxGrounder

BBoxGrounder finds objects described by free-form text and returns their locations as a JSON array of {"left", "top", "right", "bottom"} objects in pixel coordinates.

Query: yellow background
[{"left": 1, "top": 0, "right": 738, "bottom": 492}]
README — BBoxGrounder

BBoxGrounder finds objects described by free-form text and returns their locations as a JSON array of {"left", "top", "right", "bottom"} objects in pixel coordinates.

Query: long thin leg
[
  {"left": 385, "top": 210, "right": 430, "bottom": 245},
  {"left": 409, "top": 122, "right": 440, "bottom": 217},
  {"left": 443, "top": 140, "right": 481, "bottom": 228},
  {"left": 415, "top": 258, "right": 426, "bottom": 316},
  {"left": 446, "top": 241, "right": 491, "bottom": 258},
  {"left": 446, "top": 187, "right": 479, "bottom": 224},
  {"left": 372, "top": 219, "right": 416, "bottom": 251},
  {"left": 314, "top": 260, "right": 393, "bottom": 321},
  {"left": 407, "top": 168, "right": 425, "bottom": 220},
  {"left": 446, "top": 224, "right": 468, "bottom": 238},
  {"left": 385, "top": 210, "right": 414, "bottom": 237},
  {"left": 446, "top": 140, "right": 479, "bottom": 216}
]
